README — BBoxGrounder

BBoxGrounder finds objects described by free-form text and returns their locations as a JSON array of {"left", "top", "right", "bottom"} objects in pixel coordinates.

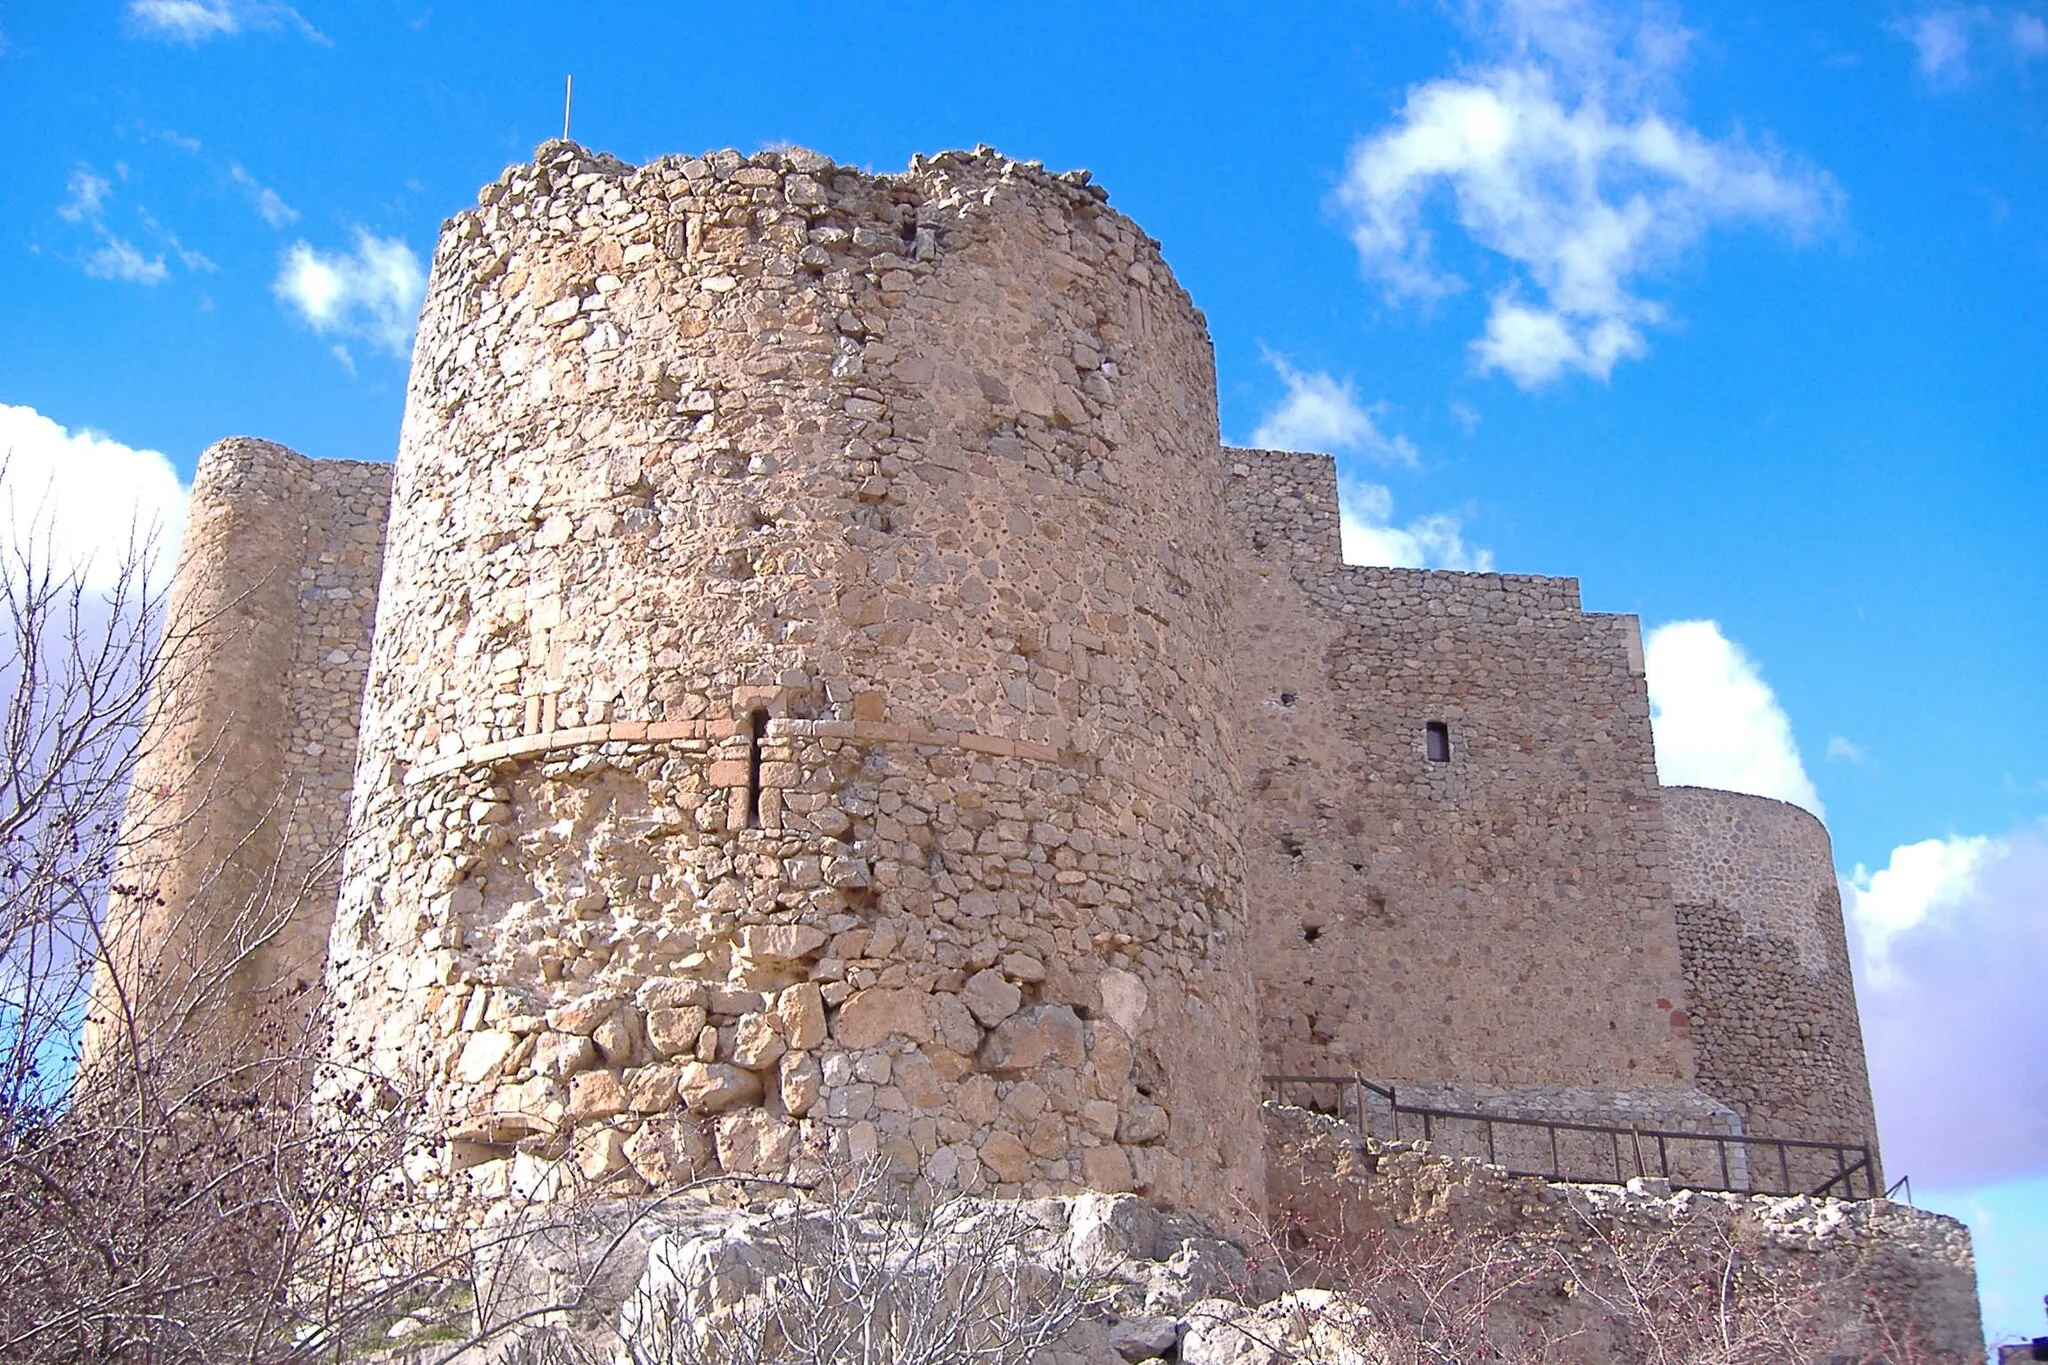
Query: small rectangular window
[
  {"left": 1425, "top": 721, "right": 1451, "bottom": 763},
  {"left": 745, "top": 709, "right": 768, "bottom": 827}
]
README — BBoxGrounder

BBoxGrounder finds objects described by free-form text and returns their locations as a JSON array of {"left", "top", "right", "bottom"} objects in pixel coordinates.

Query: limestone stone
[
  {"left": 1081, "top": 1144, "right": 1134, "bottom": 1193},
  {"left": 929, "top": 992, "right": 984, "bottom": 1056},
  {"left": 646, "top": 1006, "right": 709, "bottom": 1058},
  {"left": 566, "top": 1070, "right": 627, "bottom": 1121},
  {"left": 677, "top": 1062, "right": 762, "bottom": 1114},
  {"left": 532, "top": 1030, "right": 598, "bottom": 1080},
  {"left": 738, "top": 924, "right": 830, "bottom": 962},
  {"left": 979, "top": 1005, "right": 1086, "bottom": 1072},
  {"left": 715, "top": 1111, "right": 798, "bottom": 1174},
  {"left": 1097, "top": 968, "right": 1149, "bottom": 1036},
  {"left": 454, "top": 1029, "right": 519, "bottom": 1084},
  {"left": 1083, "top": 1099, "right": 1121, "bottom": 1138},
  {"left": 731, "top": 1013, "right": 785, "bottom": 1069},
  {"left": 1120, "top": 1101, "right": 1169, "bottom": 1145},
  {"left": 832, "top": 987, "right": 931, "bottom": 1049},
  {"left": 547, "top": 992, "right": 623, "bottom": 1036},
  {"left": 779, "top": 1051, "right": 821, "bottom": 1116},
  {"left": 591, "top": 1008, "right": 643, "bottom": 1066},
  {"left": 773, "top": 983, "right": 826, "bottom": 1050},
  {"left": 625, "top": 1063, "right": 683, "bottom": 1112},
  {"left": 960, "top": 969, "right": 1023, "bottom": 1027},
  {"left": 574, "top": 1128, "right": 631, "bottom": 1182},
  {"left": 891, "top": 1050, "right": 944, "bottom": 1108},
  {"left": 636, "top": 978, "right": 708, "bottom": 1011},
  {"left": 1107, "top": 1318, "right": 1181, "bottom": 1362},
  {"left": 979, "top": 1130, "right": 1032, "bottom": 1183}
]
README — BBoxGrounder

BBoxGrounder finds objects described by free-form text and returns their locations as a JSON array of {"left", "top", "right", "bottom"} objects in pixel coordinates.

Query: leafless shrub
[
  {"left": 0, "top": 503, "right": 476, "bottom": 1363},
  {"left": 1244, "top": 1176, "right": 1964, "bottom": 1365},
  {"left": 501, "top": 1159, "right": 1101, "bottom": 1365}
]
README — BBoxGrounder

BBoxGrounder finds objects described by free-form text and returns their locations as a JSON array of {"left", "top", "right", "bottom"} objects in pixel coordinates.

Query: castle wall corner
[{"left": 91, "top": 438, "right": 389, "bottom": 1074}]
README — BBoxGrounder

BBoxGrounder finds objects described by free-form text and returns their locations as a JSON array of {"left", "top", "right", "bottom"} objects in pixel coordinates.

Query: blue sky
[{"left": 2, "top": 0, "right": 2042, "bottom": 1342}]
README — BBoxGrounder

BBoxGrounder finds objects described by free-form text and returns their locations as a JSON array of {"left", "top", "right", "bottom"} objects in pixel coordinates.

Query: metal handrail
[{"left": 1263, "top": 1073, "right": 1880, "bottom": 1200}]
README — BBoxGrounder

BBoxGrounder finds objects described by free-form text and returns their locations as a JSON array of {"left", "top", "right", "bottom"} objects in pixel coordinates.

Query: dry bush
[
  {"left": 500, "top": 1159, "right": 1100, "bottom": 1365},
  {"left": 0, "top": 511, "right": 465, "bottom": 1362},
  {"left": 1247, "top": 1182, "right": 1965, "bottom": 1365}
]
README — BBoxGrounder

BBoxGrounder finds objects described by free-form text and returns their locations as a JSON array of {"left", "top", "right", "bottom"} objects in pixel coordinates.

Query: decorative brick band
[{"left": 402, "top": 717, "right": 1182, "bottom": 800}]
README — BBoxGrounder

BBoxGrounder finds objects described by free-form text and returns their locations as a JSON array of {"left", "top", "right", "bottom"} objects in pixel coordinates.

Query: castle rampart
[
  {"left": 92, "top": 438, "right": 388, "bottom": 1068},
  {"left": 1665, "top": 786, "right": 1879, "bottom": 1181},
  {"left": 319, "top": 141, "right": 1262, "bottom": 1221},
  {"left": 100, "top": 142, "right": 1894, "bottom": 1240},
  {"left": 1225, "top": 448, "right": 1702, "bottom": 1128}
]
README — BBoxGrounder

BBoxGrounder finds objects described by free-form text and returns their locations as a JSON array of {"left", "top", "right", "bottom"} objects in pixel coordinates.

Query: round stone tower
[
  {"left": 1663, "top": 786, "right": 1880, "bottom": 1185},
  {"left": 322, "top": 142, "right": 1261, "bottom": 1221}
]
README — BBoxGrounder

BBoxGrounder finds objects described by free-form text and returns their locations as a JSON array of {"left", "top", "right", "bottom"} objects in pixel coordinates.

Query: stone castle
[{"left": 104, "top": 139, "right": 1880, "bottom": 1230}]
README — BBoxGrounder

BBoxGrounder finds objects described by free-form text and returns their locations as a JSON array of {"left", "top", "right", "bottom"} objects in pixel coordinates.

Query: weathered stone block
[
  {"left": 833, "top": 987, "right": 932, "bottom": 1048},
  {"left": 961, "top": 968, "right": 1022, "bottom": 1026},
  {"left": 774, "top": 983, "right": 826, "bottom": 1050},
  {"left": 646, "top": 1006, "right": 709, "bottom": 1058},
  {"left": 979, "top": 1005, "right": 1085, "bottom": 1072},
  {"left": 677, "top": 1062, "right": 762, "bottom": 1114}
]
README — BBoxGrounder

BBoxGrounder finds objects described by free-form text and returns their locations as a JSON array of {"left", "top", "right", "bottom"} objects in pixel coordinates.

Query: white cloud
[
  {"left": 1643, "top": 619, "right": 1822, "bottom": 814},
  {"left": 1901, "top": 8, "right": 1978, "bottom": 79},
  {"left": 1845, "top": 833, "right": 1992, "bottom": 982},
  {"left": 2017, "top": 11, "right": 2048, "bottom": 54},
  {"left": 1337, "top": 0, "right": 1835, "bottom": 387},
  {"left": 84, "top": 238, "right": 170, "bottom": 285},
  {"left": 57, "top": 165, "right": 178, "bottom": 286},
  {"left": 57, "top": 169, "right": 112, "bottom": 223},
  {"left": 1895, "top": 6, "right": 2048, "bottom": 83},
  {"left": 127, "top": 0, "right": 325, "bottom": 43},
  {"left": 1847, "top": 823, "right": 2048, "bottom": 1186},
  {"left": 1825, "top": 734, "right": 1870, "bottom": 765},
  {"left": 1339, "top": 477, "right": 1495, "bottom": 572},
  {"left": 230, "top": 163, "right": 298, "bottom": 227},
  {"left": 0, "top": 405, "right": 188, "bottom": 591},
  {"left": 1251, "top": 353, "right": 1421, "bottom": 465},
  {"left": 275, "top": 231, "right": 427, "bottom": 358}
]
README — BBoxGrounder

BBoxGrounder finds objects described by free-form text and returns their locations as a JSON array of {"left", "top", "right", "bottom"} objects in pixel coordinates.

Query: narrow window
[
  {"left": 745, "top": 709, "right": 768, "bottom": 828},
  {"left": 1425, "top": 721, "right": 1451, "bottom": 763}
]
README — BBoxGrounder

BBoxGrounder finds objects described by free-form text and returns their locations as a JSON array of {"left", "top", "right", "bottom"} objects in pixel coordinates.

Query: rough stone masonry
[{"left": 103, "top": 141, "right": 1888, "bottom": 1236}]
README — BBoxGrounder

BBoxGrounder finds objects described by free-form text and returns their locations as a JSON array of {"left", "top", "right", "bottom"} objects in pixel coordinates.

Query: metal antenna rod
[{"left": 563, "top": 74, "right": 573, "bottom": 141}]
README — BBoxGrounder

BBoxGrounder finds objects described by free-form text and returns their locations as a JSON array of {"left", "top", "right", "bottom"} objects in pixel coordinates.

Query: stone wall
[
  {"left": 92, "top": 438, "right": 389, "bottom": 1071},
  {"left": 1226, "top": 448, "right": 1698, "bottom": 1106},
  {"left": 1666, "top": 786, "right": 1881, "bottom": 1183},
  {"left": 320, "top": 141, "right": 1262, "bottom": 1224},
  {"left": 1351, "top": 1081, "right": 1753, "bottom": 1189},
  {"left": 90, "top": 143, "right": 1898, "bottom": 1270},
  {"left": 1266, "top": 1104, "right": 1982, "bottom": 1362}
]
